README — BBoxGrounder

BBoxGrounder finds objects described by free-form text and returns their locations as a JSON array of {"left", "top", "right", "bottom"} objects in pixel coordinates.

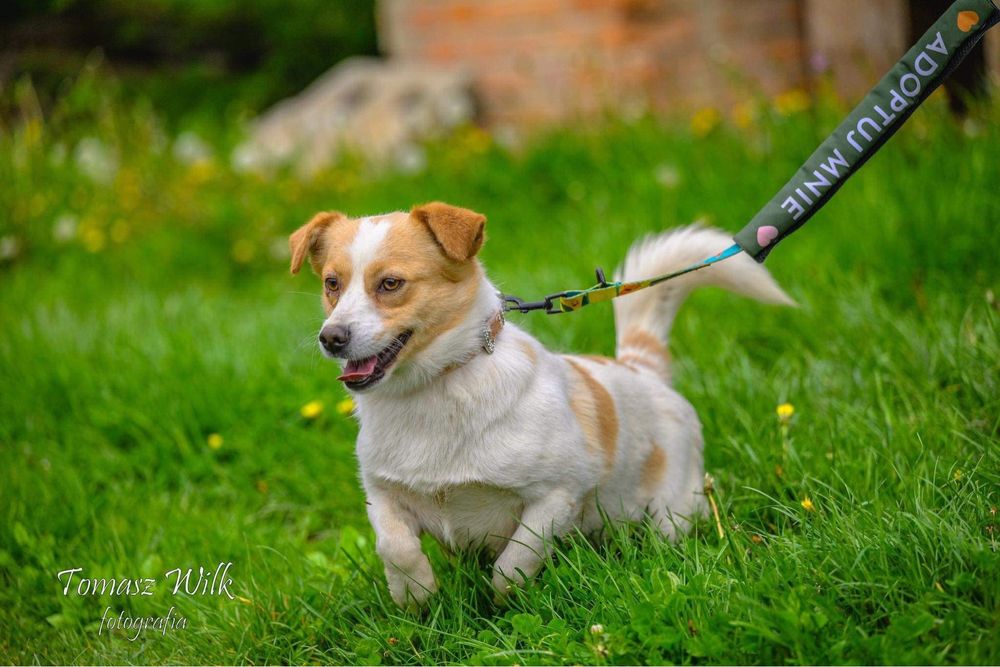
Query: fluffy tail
[{"left": 613, "top": 225, "right": 794, "bottom": 381}]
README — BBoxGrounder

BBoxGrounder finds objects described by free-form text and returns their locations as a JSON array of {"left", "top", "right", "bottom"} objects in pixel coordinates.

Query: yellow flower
[
  {"left": 300, "top": 400, "right": 324, "bottom": 419},
  {"left": 187, "top": 160, "right": 216, "bottom": 183},
  {"left": 23, "top": 118, "right": 43, "bottom": 148},
  {"left": 81, "top": 227, "right": 105, "bottom": 253},
  {"left": 690, "top": 107, "right": 721, "bottom": 137},
  {"left": 801, "top": 497, "right": 816, "bottom": 512},
  {"left": 336, "top": 397, "right": 356, "bottom": 416},
  {"left": 458, "top": 126, "right": 492, "bottom": 154},
  {"left": 732, "top": 101, "right": 756, "bottom": 130},
  {"left": 207, "top": 433, "right": 224, "bottom": 450},
  {"left": 776, "top": 403, "right": 795, "bottom": 421},
  {"left": 953, "top": 468, "right": 963, "bottom": 481},
  {"left": 773, "top": 89, "right": 811, "bottom": 116}
]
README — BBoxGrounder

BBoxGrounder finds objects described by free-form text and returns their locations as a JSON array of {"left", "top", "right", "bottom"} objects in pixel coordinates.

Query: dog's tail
[{"left": 613, "top": 225, "right": 794, "bottom": 381}]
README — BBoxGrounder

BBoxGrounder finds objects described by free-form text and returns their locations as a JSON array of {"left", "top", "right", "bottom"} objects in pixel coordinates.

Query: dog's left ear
[
  {"left": 289, "top": 211, "right": 346, "bottom": 275},
  {"left": 411, "top": 202, "right": 486, "bottom": 261}
]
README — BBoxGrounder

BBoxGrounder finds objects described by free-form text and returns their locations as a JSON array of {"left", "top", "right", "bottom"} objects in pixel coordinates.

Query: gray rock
[{"left": 235, "top": 57, "right": 475, "bottom": 175}]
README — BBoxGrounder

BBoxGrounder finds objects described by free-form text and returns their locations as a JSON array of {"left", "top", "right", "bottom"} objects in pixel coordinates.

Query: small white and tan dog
[{"left": 289, "top": 202, "right": 792, "bottom": 608}]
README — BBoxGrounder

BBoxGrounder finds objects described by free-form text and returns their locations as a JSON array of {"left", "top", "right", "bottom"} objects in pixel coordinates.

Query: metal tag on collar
[{"left": 482, "top": 311, "right": 503, "bottom": 354}]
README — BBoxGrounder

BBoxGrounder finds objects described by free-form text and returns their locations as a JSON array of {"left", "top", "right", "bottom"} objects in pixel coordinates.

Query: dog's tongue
[{"left": 338, "top": 357, "right": 378, "bottom": 382}]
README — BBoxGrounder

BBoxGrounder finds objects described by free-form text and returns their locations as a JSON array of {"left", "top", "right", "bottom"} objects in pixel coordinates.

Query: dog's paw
[
  {"left": 386, "top": 558, "right": 437, "bottom": 610},
  {"left": 491, "top": 565, "right": 526, "bottom": 600}
]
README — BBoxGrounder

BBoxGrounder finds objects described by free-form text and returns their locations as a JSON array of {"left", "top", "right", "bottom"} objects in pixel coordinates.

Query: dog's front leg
[
  {"left": 492, "top": 488, "right": 580, "bottom": 596},
  {"left": 365, "top": 484, "right": 437, "bottom": 609}
]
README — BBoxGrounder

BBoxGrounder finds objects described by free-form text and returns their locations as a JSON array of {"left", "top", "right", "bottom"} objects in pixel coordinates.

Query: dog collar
[
  {"left": 481, "top": 310, "right": 504, "bottom": 354},
  {"left": 440, "top": 309, "right": 505, "bottom": 377}
]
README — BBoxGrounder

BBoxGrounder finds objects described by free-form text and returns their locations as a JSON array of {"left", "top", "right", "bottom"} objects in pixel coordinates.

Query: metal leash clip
[
  {"left": 501, "top": 292, "right": 568, "bottom": 314},
  {"left": 501, "top": 267, "right": 611, "bottom": 315}
]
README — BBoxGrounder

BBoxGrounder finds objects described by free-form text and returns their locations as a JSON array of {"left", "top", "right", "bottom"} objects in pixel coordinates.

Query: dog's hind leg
[{"left": 641, "top": 396, "right": 709, "bottom": 541}]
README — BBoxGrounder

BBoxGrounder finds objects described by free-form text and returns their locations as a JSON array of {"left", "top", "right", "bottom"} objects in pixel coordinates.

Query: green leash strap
[
  {"left": 504, "top": 0, "right": 999, "bottom": 315},
  {"left": 734, "top": 0, "right": 1000, "bottom": 261}
]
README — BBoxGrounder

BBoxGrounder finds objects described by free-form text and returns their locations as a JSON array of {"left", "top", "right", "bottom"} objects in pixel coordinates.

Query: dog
[{"left": 289, "top": 202, "right": 792, "bottom": 608}]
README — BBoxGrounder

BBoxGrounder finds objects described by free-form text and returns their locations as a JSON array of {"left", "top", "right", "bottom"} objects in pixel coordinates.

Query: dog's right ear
[{"left": 289, "top": 211, "right": 346, "bottom": 275}]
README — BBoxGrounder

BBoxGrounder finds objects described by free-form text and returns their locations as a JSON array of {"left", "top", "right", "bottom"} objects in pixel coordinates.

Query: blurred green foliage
[{"left": 1, "top": 0, "right": 377, "bottom": 125}]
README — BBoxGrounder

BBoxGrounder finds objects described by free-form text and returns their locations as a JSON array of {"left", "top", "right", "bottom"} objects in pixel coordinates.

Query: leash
[
  {"left": 502, "top": 244, "right": 742, "bottom": 314},
  {"left": 503, "top": 0, "right": 999, "bottom": 315}
]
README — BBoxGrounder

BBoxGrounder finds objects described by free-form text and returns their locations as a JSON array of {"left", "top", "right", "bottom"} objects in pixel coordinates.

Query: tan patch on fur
[
  {"left": 314, "top": 216, "right": 364, "bottom": 314},
  {"left": 564, "top": 358, "right": 618, "bottom": 470},
  {"left": 288, "top": 211, "right": 349, "bottom": 275},
  {"left": 618, "top": 329, "right": 670, "bottom": 377},
  {"left": 582, "top": 354, "right": 612, "bottom": 365},
  {"left": 410, "top": 202, "right": 486, "bottom": 261},
  {"left": 619, "top": 329, "right": 669, "bottom": 362},
  {"left": 617, "top": 354, "right": 661, "bottom": 374},
  {"left": 640, "top": 445, "right": 667, "bottom": 493},
  {"left": 520, "top": 340, "right": 537, "bottom": 364},
  {"left": 562, "top": 354, "right": 611, "bottom": 367},
  {"left": 369, "top": 213, "right": 482, "bottom": 360}
]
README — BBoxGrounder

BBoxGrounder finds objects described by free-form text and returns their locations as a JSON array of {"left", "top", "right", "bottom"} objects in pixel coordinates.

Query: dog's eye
[
  {"left": 379, "top": 277, "right": 404, "bottom": 292},
  {"left": 325, "top": 276, "right": 339, "bottom": 292}
]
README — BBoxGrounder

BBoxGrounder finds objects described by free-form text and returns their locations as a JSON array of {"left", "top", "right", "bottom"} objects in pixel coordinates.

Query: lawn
[{"left": 1, "top": 83, "right": 998, "bottom": 664}]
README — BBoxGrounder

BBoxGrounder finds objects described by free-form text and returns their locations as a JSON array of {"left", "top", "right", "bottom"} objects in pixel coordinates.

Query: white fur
[
  {"left": 613, "top": 225, "right": 794, "bottom": 351},
  {"left": 336, "top": 223, "right": 792, "bottom": 608},
  {"left": 321, "top": 216, "right": 393, "bottom": 360}
]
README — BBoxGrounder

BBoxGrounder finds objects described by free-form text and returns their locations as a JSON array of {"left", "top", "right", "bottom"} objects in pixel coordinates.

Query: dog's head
[{"left": 289, "top": 202, "right": 487, "bottom": 392}]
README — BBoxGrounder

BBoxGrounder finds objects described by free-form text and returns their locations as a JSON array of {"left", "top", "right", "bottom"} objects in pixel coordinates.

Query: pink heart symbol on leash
[{"left": 756, "top": 225, "right": 779, "bottom": 247}]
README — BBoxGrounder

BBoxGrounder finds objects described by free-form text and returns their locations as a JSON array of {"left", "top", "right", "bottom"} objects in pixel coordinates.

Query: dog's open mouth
[{"left": 337, "top": 331, "right": 412, "bottom": 390}]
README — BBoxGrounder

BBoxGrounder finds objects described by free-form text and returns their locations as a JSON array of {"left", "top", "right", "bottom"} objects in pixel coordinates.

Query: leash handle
[{"left": 734, "top": 0, "right": 1000, "bottom": 262}]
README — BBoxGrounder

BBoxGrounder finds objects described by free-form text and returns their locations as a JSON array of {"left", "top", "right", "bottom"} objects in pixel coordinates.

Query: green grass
[{"left": 1, "top": 86, "right": 998, "bottom": 664}]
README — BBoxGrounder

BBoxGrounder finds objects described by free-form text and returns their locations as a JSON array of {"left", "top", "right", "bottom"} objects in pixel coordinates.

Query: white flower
[
  {"left": 74, "top": 137, "right": 119, "bottom": 184},
  {"left": 53, "top": 214, "right": 78, "bottom": 242},
  {"left": 0, "top": 236, "right": 21, "bottom": 260},
  {"left": 655, "top": 163, "right": 680, "bottom": 188},
  {"left": 394, "top": 144, "right": 427, "bottom": 174},
  {"left": 231, "top": 144, "right": 266, "bottom": 174},
  {"left": 173, "top": 131, "right": 213, "bottom": 165}
]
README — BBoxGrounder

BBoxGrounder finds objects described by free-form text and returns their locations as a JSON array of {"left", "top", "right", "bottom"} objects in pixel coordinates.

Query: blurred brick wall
[
  {"left": 803, "top": 0, "right": 908, "bottom": 97},
  {"left": 379, "top": 0, "right": 999, "bottom": 127}
]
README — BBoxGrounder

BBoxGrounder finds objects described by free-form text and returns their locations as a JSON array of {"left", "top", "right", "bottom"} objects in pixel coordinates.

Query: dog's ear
[
  {"left": 411, "top": 202, "right": 486, "bottom": 262},
  {"left": 289, "top": 211, "right": 346, "bottom": 275}
]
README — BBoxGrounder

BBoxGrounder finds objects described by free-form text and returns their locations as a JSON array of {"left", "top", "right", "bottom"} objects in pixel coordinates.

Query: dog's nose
[{"left": 319, "top": 324, "right": 350, "bottom": 355}]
